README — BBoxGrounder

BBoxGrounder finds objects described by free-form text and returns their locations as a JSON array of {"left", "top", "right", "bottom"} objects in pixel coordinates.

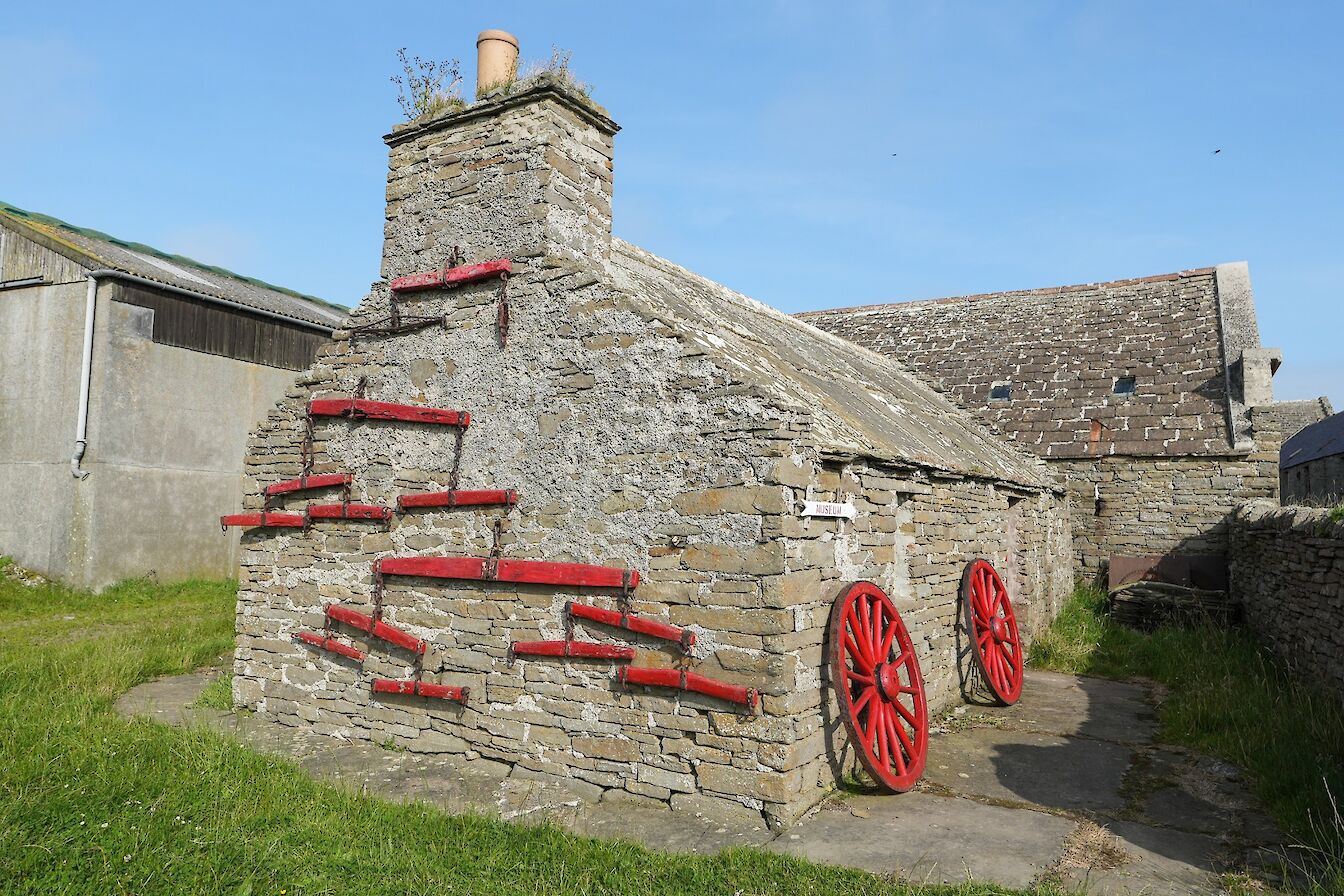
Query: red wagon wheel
[
  {"left": 961, "top": 558, "right": 1023, "bottom": 705},
  {"left": 828, "top": 581, "right": 928, "bottom": 792}
]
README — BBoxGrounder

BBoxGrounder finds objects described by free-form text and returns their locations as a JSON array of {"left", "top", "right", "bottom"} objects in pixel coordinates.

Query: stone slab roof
[
  {"left": 609, "top": 239, "right": 1054, "bottom": 490},
  {"left": 1281, "top": 410, "right": 1344, "bottom": 470},
  {"left": 1266, "top": 398, "right": 1334, "bottom": 443},
  {"left": 800, "top": 267, "right": 1247, "bottom": 459},
  {"left": 0, "top": 201, "right": 347, "bottom": 330}
]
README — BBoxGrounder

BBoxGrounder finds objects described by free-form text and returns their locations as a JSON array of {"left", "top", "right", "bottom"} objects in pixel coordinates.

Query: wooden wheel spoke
[
  {"left": 884, "top": 713, "right": 908, "bottom": 774},
  {"left": 845, "top": 607, "right": 874, "bottom": 668}
]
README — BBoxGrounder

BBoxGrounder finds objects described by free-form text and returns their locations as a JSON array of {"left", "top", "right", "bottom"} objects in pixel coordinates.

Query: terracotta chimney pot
[{"left": 477, "top": 30, "right": 519, "bottom": 94}]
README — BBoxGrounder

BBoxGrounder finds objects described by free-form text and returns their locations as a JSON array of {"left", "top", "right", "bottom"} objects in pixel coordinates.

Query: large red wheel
[
  {"left": 961, "top": 558, "right": 1023, "bottom": 705},
  {"left": 828, "top": 581, "right": 928, "bottom": 792}
]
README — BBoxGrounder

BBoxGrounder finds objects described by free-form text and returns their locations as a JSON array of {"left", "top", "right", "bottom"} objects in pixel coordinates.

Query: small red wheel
[
  {"left": 828, "top": 581, "right": 928, "bottom": 792},
  {"left": 961, "top": 558, "right": 1023, "bottom": 705}
]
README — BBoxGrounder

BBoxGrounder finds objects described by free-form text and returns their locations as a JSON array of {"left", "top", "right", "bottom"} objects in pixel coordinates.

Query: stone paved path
[{"left": 117, "top": 669, "right": 1293, "bottom": 894}]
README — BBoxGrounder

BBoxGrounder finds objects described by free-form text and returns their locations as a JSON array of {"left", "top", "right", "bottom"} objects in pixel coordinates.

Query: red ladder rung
[
  {"left": 307, "top": 503, "right": 393, "bottom": 521},
  {"left": 566, "top": 601, "right": 694, "bottom": 649},
  {"left": 378, "top": 557, "right": 638, "bottom": 590},
  {"left": 510, "top": 640, "right": 636, "bottom": 661},
  {"left": 389, "top": 258, "right": 512, "bottom": 294},
  {"left": 295, "top": 631, "right": 367, "bottom": 662},
  {"left": 371, "top": 678, "right": 469, "bottom": 702},
  {"left": 308, "top": 398, "right": 469, "bottom": 428},
  {"left": 397, "top": 489, "right": 520, "bottom": 511},
  {"left": 618, "top": 666, "right": 760, "bottom": 709},
  {"left": 264, "top": 473, "right": 352, "bottom": 498},
  {"left": 220, "top": 511, "right": 306, "bottom": 529},
  {"left": 325, "top": 605, "right": 426, "bottom": 654}
]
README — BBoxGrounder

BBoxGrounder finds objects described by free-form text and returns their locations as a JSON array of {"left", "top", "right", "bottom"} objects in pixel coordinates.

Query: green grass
[
  {"left": 192, "top": 674, "right": 234, "bottom": 711},
  {"left": 0, "top": 567, "right": 1055, "bottom": 896},
  {"left": 1030, "top": 584, "right": 1344, "bottom": 889}
]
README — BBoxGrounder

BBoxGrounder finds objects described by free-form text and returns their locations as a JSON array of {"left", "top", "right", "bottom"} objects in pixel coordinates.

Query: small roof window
[
  {"left": 1113, "top": 376, "right": 1137, "bottom": 396},
  {"left": 989, "top": 383, "right": 1011, "bottom": 401}
]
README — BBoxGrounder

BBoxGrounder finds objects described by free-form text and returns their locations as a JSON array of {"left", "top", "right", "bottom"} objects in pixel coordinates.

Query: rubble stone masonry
[
  {"left": 231, "top": 80, "right": 1072, "bottom": 827},
  {"left": 1230, "top": 501, "right": 1344, "bottom": 699}
]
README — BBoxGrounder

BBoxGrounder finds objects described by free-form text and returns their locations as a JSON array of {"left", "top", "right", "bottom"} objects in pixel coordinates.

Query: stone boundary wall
[{"left": 1229, "top": 501, "right": 1344, "bottom": 698}]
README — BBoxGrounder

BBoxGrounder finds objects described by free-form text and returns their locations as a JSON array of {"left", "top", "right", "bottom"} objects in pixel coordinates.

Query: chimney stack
[{"left": 476, "top": 30, "right": 519, "bottom": 95}]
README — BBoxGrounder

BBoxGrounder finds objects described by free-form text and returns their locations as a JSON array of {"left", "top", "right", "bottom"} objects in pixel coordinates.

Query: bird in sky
[{"left": 1213, "top": 149, "right": 1222, "bottom": 154}]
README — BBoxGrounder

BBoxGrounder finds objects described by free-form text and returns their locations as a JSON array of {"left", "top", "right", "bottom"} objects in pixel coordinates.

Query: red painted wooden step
[
  {"left": 264, "top": 473, "right": 352, "bottom": 498},
  {"left": 220, "top": 511, "right": 306, "bottom": 529},
  {"left": 377, "top": 556, "right": 638, "bottom": 590},
  {"left": 510, "top": 640, "right": 635, "bottom": 661},
  {"left": 295, "top": 631, "right": 367, "bottom": 662},
  {"left": 308, "top": 398, "right": 469, "bottom": 428},
  {"left": 372, "top": 678, "right": 469, "bottom": 702},
  {"left": 397, "top": 489, "right": 519, "bottom": 511},
  {"left": 566, "top": 601, "right": 695, "bottom": 650},
  {"left": 389, "top": 258, "right": 512, "bottom": 294},
  {"left": 307, "top": 503, "right": 393, "bottom": 521},
  {"left": 325, "top": 605, "right": 426, "bottom": 654},
  {"left": 618, "top": 666, "right": 760, "bottom": 709}
]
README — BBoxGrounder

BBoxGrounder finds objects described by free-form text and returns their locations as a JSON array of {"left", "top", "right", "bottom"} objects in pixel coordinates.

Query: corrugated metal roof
[
  {"left": 1281, "top": 411, "right": 1344, "bottom": 470},
  {"left": 0, "top": 201, "right": 347, "bottom": 330}
]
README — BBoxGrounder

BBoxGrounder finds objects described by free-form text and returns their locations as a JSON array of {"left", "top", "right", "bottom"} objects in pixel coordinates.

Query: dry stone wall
[
  {"left": 1230, "top": 501, "right": 1344, "bottom": 699},
  {"left": 231, "top": 81, "right": 1073, "bottom": 827}
]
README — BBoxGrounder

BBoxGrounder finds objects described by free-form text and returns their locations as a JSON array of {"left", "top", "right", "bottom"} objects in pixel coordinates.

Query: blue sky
[{"left": 3, "top": 2, "right": 1340, "bottom": 406}]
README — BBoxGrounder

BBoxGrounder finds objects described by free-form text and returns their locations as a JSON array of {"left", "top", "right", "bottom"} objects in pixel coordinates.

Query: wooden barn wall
[{"left": 111, "top": 282, "right": 329, "bottom": 370}]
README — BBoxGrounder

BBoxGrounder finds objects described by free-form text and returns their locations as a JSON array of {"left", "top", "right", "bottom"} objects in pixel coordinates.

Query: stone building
[
  {"left": 229, "top": 69, "right": 1072, "bottom": 827},
  {"left": 0, "top": 202, "right": 344, "bottom": 588},
  {"left": 1280, "top": 410, "right": 1344, "bottom": 505},
  {"left": 803, "top": 267, "right": 1308, "bottom": 582},
  {"left": 1266, "top": 396, "right": 1333, "bottom": 443}
]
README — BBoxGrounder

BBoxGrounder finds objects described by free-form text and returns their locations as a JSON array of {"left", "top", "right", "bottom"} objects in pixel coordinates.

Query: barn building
[
  {"left": 228, "top": 55, "right": 1072, "bottom": 827},
  {"left": 802, "top": 269, "right": 1316, "bottom": 584},
  {"left": 1280, "top": 410, "right": 1344, "bottom": 505},
  {"left": 0, "top": 203, "right": 345, "bottom": 588}
]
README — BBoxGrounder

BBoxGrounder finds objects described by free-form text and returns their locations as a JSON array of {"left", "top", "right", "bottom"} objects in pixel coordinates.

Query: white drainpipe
[{"left": 70, "top": 273, "right": 99, "bottom": 479}]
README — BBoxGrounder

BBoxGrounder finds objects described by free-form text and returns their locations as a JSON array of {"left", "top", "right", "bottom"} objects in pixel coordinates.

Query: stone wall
[
  {"left": 231, "top": 81, "right": 1073, "bottom": 827},
  {"left": 1053, "top": 412, "right": 1280, "bottom": 574},
  {"left": 1282, "top": 455, "right": 1344, "bottom": 506},
  {"left": 1230, "top": 501, "right": 1344, "bottom": 699}
]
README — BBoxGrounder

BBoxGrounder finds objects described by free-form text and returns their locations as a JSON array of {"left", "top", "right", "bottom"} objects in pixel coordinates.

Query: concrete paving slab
[
  {"left": 770, "top": 791, "right": 1077, "bottom": 889},
  {"left": 1059, "top": 820, "right": 1224, "bottom": 895},
  {"left": 575, "top": 798, "right": 774, "bottom": 854},
  {"left": 924, "top": 727, "right": 1133, "bottom": 813},
  {"left": 986, "top": 670, "right": 1158, "bottom": 745}
]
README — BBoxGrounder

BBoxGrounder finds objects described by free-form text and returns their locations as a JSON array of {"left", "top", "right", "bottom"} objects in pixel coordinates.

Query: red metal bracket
[
  {"left": 308, "top": 398, "right": 469, "bottom": 428},
  {"left": 618, "top": 666, "right": 760, "bottom": 710},
  {"left": 325, "top": 605, "right": 426, "bottom": 655},
  {"left": 377, "top": 556, "right": 639, "bottom": 590},
  {"left": 307, "top": 503, "right": 394, "bottom": 522},
  {"left": 566, "top": 601, "right": 695, "bottom": 651},
  {"left": 220, "top": 511, "right": 306, "bottom": 529},
  {"left": 371, "top": 678, "right": 469, "bottom": 702},
  {"left": 510, "top": 640, "right": 636, "bottom": 661},
  {"left": 264, "top": 473, "right": 352, "bottom": 499},
  {"left": 389, "top": 258, "right": 512, "bottom": 294},
  {"left": 397, "top": 489, "right": 519, "bottom": 511},
  {"left": 295, "top": 631, "right": 367, "bottom": 662}
]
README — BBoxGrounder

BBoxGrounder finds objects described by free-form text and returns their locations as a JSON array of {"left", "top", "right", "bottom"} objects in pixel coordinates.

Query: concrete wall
[
  {"left": 0, "top": 279, "right": 85, "bottom": 577},
  {"left": 1230, "top": 501, "right": 1344, "bottom": 699},
  {"left": 68, "top": 285, "right": 300, "bottom": 588}
]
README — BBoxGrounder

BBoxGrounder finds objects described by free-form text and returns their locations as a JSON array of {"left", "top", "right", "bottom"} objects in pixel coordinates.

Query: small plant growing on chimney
[
  {"left": 391, "top": 48, "right": 465, "bottom": 120},
  {"left": 490, "top": 45, "right": 593, "bottom": 100}
]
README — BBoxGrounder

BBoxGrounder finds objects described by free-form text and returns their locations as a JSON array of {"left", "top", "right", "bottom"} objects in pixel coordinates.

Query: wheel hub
[
  {"left": 876, "top": 662, "right": 904, "bottom": 701},
  {"left": 988, "top": 616, "right": 1008, "bottom": 642}
]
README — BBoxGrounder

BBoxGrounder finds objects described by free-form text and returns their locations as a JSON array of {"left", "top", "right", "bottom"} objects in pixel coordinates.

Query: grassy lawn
[
  {"left": 0, "top": 563, "right": 1046, "bottom": 896},
  {"left": 1030, "top": 584, "right": 1344, "bottom": 889}
]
